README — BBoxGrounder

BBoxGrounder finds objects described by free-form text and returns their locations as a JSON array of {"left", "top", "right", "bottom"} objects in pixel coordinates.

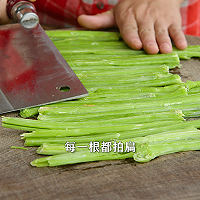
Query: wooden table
[{"left": 1, "top": 35, "right": 200, "bottom": 200}]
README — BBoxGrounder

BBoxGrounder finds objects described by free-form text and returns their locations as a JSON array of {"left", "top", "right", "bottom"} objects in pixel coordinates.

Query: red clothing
[
  {"left": 33, "top": 0, "right": 200, "bottom": 37},
  {"left": 33, "top": 0, "right": 120, "bottom": 28},
  {"left": 181, "top": 0, "right": 200, "bottom": 36}
]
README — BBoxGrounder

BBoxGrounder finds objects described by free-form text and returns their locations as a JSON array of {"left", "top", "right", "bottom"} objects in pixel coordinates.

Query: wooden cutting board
[{"left": 0, "top": 35, "right": 200, "bottom": 200}]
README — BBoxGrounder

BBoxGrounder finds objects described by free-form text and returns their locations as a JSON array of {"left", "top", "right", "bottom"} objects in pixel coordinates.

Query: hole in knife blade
[{"left": 59, "top": 86, "right": 70, "bottom": 92}]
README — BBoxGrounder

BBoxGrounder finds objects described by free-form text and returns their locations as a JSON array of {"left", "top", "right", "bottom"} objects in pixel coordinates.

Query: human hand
[{"left": 78, "top": 0, "right": 187, "bottom": 54}]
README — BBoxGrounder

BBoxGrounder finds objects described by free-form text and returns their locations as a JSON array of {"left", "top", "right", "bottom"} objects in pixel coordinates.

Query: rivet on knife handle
[{"left": 6, "top": 0, "right": 39, "bottom": 28}]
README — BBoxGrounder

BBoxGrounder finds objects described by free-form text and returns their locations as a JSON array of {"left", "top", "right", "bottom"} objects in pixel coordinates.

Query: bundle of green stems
[{"left": 2, "top": 30, "right": 200, "bottom": 167}]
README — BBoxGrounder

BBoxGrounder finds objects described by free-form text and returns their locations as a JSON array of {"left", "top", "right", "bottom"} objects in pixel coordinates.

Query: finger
[
  {"left": 155, "top": 22, "right": 172, "bottom": 54},
  {"left": 169, "top": 24, "right": 187, "bottom": 50},
  {"left": 77, "top": 10, "right": 116, "bottom": 30},
  {"left": 115, "top": 16, "right": 142, "bottom": 50},
  {"left": 138, "top": 23, "right": 159, "bottom": 54}
]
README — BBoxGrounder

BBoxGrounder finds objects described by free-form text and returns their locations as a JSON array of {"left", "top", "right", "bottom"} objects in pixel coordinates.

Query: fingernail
[
  {"left": 160, "top": 43, "right": 171, "bottom": 50},
  {"left": 177, "top": 40, "right": 187, "bottom": 49},
  {"left": 178, "top": 40, "right": 185, "bottom": 45},
  {"left": 132, "top": 38, "right": 142, "bottom": 44},
  {"left": 147, "top": 42, "right": 156, "bottom": 47},
  {"left": 145, "top": 42, "right": 159, "bottom": 54},
  {"left": 159, "top": 43, "right": 172, "bottom": 54},
  {"left": 132, "top": 39, "right": 142, "bottom": 48}
]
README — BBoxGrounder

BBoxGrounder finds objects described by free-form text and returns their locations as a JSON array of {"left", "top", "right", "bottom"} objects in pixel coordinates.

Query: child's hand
[{"left": 78, "top": 0, "right": 187, "bottom": 54}]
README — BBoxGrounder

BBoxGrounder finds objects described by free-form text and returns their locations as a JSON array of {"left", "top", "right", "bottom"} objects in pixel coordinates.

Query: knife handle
[{"left": 6, "top": 0, "right": 39, "bottom": 28}]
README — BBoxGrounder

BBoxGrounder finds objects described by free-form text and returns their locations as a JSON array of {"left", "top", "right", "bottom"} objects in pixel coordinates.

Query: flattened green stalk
[
  {"left": 37, "top": 102, "right": 200, "bottom": 122},
  {"left": 182, "top": 80, "right": 200, "bottom": 91},
  {"left": 31, "top": 150, "right": 133, "bottom": 167},
  {"left": 60, "top": 48, "right": 146, "bottom": 55},
  {"left": 30, "top": 129, "right": 200, "bottom": 167},
  {"left": 75, "top": 66, "right": 169, "bottom": 76},
  {"left": 182, "top": 109, "right": 200, "bottom": 118},
  {"left": 36, "top": 143, "right": 70, "bottom": 155},
  {"left": 130, "top": 127, "right": 200, "bottom": 144},
  {"left": 6, "top": 29, "right": 200, "bottom": 167},
  {"left": 34, "top": 125, "right": 200, "bottom": 154},
  {"left": 73, "top": 65, "right": 170, "bottom": 74},
  {"left": 46, "top": 30, "right": 122, "bottom": 41},
  {"left": 79, "top": 71, "right": 169, "bottom": 80},
  {"left": 21, "top": 119, "right": 200, "bottom": 139},
  {"left": 21, "top": 120, "right": 182, "bottom": 138},
  {"left": 24, "top": 132, "right": 119, "bottom": 147},
  {"left": 134, "top": 139, "right": 200, "bottom": 162},
  {"left": 172, "top": 45, "right": 200, "bottom": 59},
  {"left": 79, "top": 73, "right": 170, "bottom": 84},
  {"left": 36, "top": 94, "right": 200, "bottom": 116},
  {"left": 20, "top": 107, "right": 40, "bottom": 118},
  {"left": 88, "top": 84, "right": 182, "bottom": 95},
  {"left": 68, "top": 53, "right": 180, "bottom": 69},
  {"left": 24, "top": 125, "right": 200, "bottom": 147},
  {"left": 19, "top": 84, "right": 186, "bottom": 118},
  {"left": 81, "top": 74, "right": 182, "bottom": 87},
  {"left": 37, "top": 97, "right": 187, "bottom": 122},
  {"left": 2, "top": 110, "right": 184, "bottom": 131},
  {"left": 35, "top": 87, "right": 186, "bottom": 114},
  {"left": 56, "top": 41, "right": 129, "bottom": 50}
]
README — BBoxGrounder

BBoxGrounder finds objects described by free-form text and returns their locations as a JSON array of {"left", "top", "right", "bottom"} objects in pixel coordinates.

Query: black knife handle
[{"left": 6, "top": 0, "right": 39, "bottom": 28}]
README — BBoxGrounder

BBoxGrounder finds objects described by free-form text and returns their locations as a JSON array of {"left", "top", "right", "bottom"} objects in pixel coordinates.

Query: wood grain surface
[{"left": 0, "top": 35, "right": 200, "bottom": 200}]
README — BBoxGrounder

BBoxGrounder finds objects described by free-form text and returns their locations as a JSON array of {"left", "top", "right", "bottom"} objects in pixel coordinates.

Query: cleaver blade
[{"left": 0, "top": 1, "right": 88, "bottom": 114}]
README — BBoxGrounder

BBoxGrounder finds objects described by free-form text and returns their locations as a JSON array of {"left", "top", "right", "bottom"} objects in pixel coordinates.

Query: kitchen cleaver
[{"left": 0, "top": 0, "right": 88, "bottom": 114}]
